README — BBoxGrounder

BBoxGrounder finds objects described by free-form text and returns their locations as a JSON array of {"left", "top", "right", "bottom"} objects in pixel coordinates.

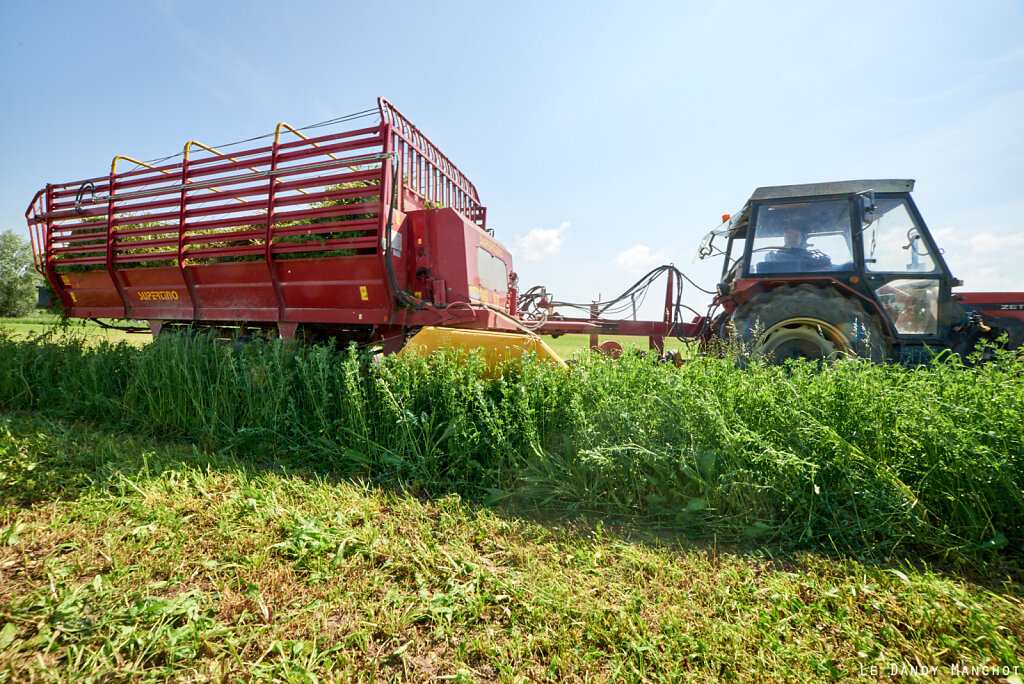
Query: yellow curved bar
[
  {"left": 273, "top": 122, "right": 308, "bottom": 145},
  {"left": 274, "top": 122, "right": 338, "bottom": 160},
  {"left": 183, "top": 140, "right": 223, "bottom": 162},
  {"left": 111, "top": 155, "right": 173, "bottom": 176},
  {"left": 183, "top": 140, "right": 266, "bottom": 201}
]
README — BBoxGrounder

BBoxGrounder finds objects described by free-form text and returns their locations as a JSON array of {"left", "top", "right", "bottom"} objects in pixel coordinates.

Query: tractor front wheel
[{"left": 732, "top": 285, "right": 889, "bottom": 364}]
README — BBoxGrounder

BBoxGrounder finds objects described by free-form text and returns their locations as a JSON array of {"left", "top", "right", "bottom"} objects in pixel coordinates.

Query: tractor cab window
[
  {"left": 749, "top": 200, "right": 854, "bottom": 275},
  {"left": 863, "top": 199, "right": 941, "bottom": 335},
  {"left": 874, "top": 278, "right": 939, "bottom": 335},
  {"left": 862, "top": 199, "right": 937, "bottom": 273}
]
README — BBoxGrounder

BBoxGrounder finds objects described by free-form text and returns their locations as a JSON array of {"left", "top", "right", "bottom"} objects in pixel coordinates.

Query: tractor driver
[
  {"left": 759, "top": 223, "right": 833, "bottom": 272},
  {"left": 783, "top": 226, "right": 805, "bottom": 250}
]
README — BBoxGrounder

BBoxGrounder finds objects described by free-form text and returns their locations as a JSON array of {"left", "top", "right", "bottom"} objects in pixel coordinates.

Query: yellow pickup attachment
[{"left": 398, "top": 327, "right": 567, "bottom": 369}]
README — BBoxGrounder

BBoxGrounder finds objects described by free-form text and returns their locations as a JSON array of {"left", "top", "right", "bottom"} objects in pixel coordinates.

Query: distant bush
[{"left": 0, "top": 230, "right": 40, "bottom": 317}]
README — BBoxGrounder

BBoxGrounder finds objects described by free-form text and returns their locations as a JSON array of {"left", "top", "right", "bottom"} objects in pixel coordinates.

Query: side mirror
[{"left": 858, "top": 191, "right": 876, "bottom": 225}]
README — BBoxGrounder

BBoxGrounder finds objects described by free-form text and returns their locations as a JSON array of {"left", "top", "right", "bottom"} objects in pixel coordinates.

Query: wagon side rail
[{"left": 26, "top": 123, "right": 392, "bottom": 276}]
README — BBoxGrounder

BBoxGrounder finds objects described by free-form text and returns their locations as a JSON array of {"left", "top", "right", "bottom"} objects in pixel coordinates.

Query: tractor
[{"left": 697, "top": 180, "right": 1024, "bottom": 364}]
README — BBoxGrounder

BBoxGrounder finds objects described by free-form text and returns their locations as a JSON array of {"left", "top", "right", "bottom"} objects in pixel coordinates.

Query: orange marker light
[{"left": 722, "top": 214, "right": 731, "bottom": 223}]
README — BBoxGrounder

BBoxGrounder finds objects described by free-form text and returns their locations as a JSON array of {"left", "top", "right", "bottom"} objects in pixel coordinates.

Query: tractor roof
[
  {"left": 749, "top": 179, "right": 915, "bottom": 201},
  {"left": 701, "top": 179, "right": 918, "bottom": 249}
]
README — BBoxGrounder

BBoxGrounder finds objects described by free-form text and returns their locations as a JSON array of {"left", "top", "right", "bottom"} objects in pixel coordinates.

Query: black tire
[{"left": 732, "top": 285, "right": 889, "bottom": 363}]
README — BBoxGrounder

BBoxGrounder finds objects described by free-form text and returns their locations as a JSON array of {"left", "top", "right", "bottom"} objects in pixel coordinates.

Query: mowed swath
[{"left": 1, "top": 410, "right": 1021, "bottom": 680}]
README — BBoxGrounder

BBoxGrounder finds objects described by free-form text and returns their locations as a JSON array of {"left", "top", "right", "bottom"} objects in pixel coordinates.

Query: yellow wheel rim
[{"left": 755, "top": 317, "right": 852, "bottom": 363}]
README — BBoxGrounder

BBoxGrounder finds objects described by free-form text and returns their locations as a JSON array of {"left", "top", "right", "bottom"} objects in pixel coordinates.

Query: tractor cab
[{"left": 701, "top": 180, "right": 978, "bottom": 362}]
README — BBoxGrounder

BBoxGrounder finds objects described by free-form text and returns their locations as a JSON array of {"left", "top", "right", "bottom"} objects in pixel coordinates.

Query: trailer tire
[{"left": 732, "top": 285, "right": 889, "bottom": 363}]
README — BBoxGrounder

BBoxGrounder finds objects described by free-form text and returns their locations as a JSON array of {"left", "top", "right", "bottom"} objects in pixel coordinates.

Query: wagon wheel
[{"left": 593, "top": 340, "right": 623, "bottom": 359}]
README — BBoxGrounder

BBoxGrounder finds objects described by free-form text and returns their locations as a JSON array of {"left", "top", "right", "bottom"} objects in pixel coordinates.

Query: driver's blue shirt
[{"left": 756, "top": 248, "right": 834, "bottom": 274}]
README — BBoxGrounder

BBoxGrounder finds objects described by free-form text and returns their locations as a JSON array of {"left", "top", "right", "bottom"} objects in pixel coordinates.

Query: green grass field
[
  {"left": 544, "top": 333, "right": 694, "bottom": 361},
  {"left": 0, "top": 320, "right": 1022, "bottom": 681},
  {"left": 0, "top": 313, "right": 146, "bottom": 346}
]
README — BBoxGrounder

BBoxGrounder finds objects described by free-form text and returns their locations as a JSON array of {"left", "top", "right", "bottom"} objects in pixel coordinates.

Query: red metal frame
[
  {"left": 378, "top": 98, "right": 486, "bottom": 231},
  {"left": 536, "top": 269, "right": 709, "bottom": 350}
]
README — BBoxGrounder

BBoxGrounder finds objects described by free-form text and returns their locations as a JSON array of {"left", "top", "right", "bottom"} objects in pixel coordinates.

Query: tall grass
[{"left": 1, "top": 329, "right": 1021, "bottom": 564}]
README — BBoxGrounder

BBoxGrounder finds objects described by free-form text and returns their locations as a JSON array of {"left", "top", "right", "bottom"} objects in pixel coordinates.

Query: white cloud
[
  {"left": 613, "top": 244, "right": 672, "bottom": 273},
  {"left": 931, "top": 226, "right": 1024, "bottom": 291},
  {"left": 513, "top": 222, "right": 569, "bottom": 262}
]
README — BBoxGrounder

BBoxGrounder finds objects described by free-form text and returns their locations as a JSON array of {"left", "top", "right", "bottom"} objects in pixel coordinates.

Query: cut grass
[{"left": 1, "top": 413, "right": 1022, "bottom": 681}]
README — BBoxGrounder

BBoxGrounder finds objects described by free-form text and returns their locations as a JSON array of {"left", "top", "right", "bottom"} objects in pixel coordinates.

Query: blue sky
[{"left": 2, "top": 0, "right": 1022, "bottom": 318}]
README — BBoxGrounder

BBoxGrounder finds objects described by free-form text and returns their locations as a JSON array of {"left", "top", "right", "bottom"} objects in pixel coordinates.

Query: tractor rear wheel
[{"left": 732, "top": 285, "right": 889, "bottom": 363}]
